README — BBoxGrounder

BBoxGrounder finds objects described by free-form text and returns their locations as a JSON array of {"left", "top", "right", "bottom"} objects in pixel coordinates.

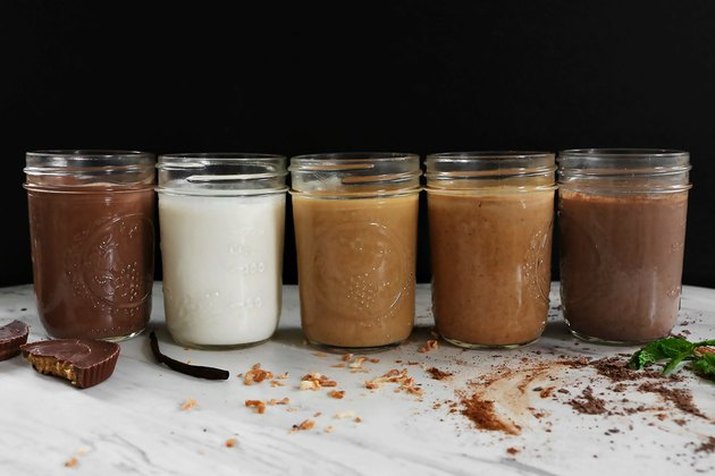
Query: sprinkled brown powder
[
  {"left": 568, "top": 387, "right": 607, "bottom": 415},
  {"left": 539, "top": 386, "right": 556, "bottom": 398},
  {"left": 695, "top": 436, "right": 715, "bottom": 453},
  {"left": 637, "top": 382, "right": 705, "bottom": 418},
  {"left": 460, "top": 393, "right": 520, "bottom": 435},
  {"left": 590, "top": 357, "right": 666, "bottom": 382}
]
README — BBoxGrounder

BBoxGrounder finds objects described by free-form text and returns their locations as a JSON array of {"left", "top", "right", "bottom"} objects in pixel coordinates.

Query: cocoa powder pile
[
  {"left": 460, "top": 393, "right": 520, "bottom": 435},
  {"left": 568, "top": 386, "right": 607, "bottom": 415}
]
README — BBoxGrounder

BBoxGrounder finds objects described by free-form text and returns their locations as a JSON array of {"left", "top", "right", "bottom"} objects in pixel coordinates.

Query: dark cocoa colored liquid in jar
[
  {"left": 559, "top": 191, "right": 688, "bottom": 343},
  {"left": 25, "top": 151, "right": 155, "bottom": 340},
  {"left": 557, "top": 148, "right": 691, "bottom": 344},
  {"left": 27, "top": 189, "right": 154, "bottom": 339}
]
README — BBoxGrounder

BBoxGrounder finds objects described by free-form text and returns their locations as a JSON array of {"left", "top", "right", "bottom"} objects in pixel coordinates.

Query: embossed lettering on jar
[
  {"left": 290, "top": 153, "right": 421, "bottom": 350},
  {"left": 24, "top": 150, "right": 156, "bottom": 341}
]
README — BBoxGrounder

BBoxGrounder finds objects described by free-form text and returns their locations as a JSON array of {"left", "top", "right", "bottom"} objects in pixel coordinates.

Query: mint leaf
[
  {"left": 630, "top": 337, "right": 715, "bottom": 382},
  {"left": 662, "top": 352, "right": 691, "bottom": 376},
  {"left": 692, "top": 353, "right": 715, "bottom": 381},
  {"left": 629, "top": 337, "right": 694, "bottom": 370}
]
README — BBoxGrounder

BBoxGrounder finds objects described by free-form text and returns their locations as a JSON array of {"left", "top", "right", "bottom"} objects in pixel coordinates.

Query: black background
[{"left": 2, "top": 1, "right": 714, "bottom": 287}]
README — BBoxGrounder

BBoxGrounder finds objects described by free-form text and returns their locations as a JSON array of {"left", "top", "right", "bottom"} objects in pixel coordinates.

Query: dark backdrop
[{"left": 2, "top": 1, "right": 714, "bottom": 287}]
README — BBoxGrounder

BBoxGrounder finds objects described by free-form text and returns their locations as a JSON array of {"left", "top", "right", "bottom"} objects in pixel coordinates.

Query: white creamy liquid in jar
[{"left": 159, "top": 193, "right": 285, "bottom": 347}]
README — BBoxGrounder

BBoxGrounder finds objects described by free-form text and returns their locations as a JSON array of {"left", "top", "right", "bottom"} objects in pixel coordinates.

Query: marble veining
[{"left": 0, "top": 283, "right": 714, "bottom": 475}]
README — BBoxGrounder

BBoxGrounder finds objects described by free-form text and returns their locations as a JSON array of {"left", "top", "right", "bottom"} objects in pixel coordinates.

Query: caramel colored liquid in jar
[
  {"left": 429, "top": 190, "right": 554, "bottom": 347},
  {"left": 27, "top": 189, "right": 155, "bottom": 339},
  {"left": 559, "top": 190, "right": 688, "bottom": 343},
  {"left": 293, "top": 194, "right": 418, "bottom": 349}
]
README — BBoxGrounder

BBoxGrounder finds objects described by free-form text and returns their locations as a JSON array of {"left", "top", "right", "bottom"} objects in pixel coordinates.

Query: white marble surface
[{"left": 1, "top": 283, "right": 714, "bottom": 476}]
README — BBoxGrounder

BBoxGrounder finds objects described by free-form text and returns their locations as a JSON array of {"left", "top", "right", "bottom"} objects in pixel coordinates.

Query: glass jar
[
  {"left": 290, "top": 152, "right": 421, "bottom": 351},
  {"left": 558, "top": 149, "right": 692, "bottom": 344},
  {"left": 24, "top": 150, "right": 156, "bottom": 341},
  {"left": 157, "top": 153, "right": 287, "bottom": 348},
  {"left": 426, "top": 152, "right": 556, "bottom": 348}
]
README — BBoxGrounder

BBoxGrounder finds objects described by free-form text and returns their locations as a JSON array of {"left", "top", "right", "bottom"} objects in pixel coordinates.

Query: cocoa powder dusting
[
  {"left": 695, "top": 436, "right": 715, "bottom": 454},
  {"left": 568, "top": 386, "right": 607, "bottom": 415},
  {"left": 461, "top": 394, "right": 520, "bottom": 435},
  {"left": 590, "top": 357, "right": 666, "bottom": 382},
  {"left": 637, "top": 382, "right": 706, "bottom": 418}
]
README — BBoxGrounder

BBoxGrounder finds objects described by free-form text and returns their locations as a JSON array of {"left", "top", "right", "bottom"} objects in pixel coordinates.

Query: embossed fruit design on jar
[
  {"left": 290, "top": 153, "right": 421, "bottom": 350},
  {"left": 426, "top": 152, "right": 557, "bottom": 348},
  {"left": 25, "top": 150, "right": 156, "bottom": 341},
  {"left": 157, "top": 153, "right": 287, "bottom": 348}
]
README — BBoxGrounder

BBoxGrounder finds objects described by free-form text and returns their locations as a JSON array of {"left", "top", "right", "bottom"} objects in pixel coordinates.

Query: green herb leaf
[
  {"left": 692, "top": 353, "right": 715, "bottom": 381},
  {"left": 630, "top": 336, "right": 715, "bottom": 382},
  {"left": 629, "top": 337, "right": 694, "bottom": 370},
  {"left": 662, "top": 352, "right": 690, "bottom": 376}
]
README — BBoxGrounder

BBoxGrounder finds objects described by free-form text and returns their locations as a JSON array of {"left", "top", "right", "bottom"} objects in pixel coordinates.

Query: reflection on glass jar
[
  {"left": 558, "top": 149, "right": 691, "bottom": 344},
  {"left": 290, "top": 153, "right": 421, "bottom": 350},
  {"left": 426, "top": 152, "right": 556, "bottom": 348},
  {"left": 24, "top": 150, "right": 156, "bottom": 341}
]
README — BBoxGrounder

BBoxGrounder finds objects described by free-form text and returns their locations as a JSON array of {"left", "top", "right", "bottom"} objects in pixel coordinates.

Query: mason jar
[
  {"left": 290, "top": 152, "right": 421, "bottom": 351},
  {"left": 558, "top": 149, "right": 692, "bottom": 344},
  {"left": 24, "top": 150, "right": 156, "bottom": 341},
  {"left": 157, "top": 153, "right": 287, "bottom": 348},
  {"left": 426, "top": 152, "right": 557, "bottom": 348}
]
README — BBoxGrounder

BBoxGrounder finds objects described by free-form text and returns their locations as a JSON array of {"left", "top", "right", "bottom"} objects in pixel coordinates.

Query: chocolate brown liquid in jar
[
  {"left": 293, "top": 194, "right": 418, "bottom": 349},
  {"left": 559, "top": 190, "right": 688, "bottom": 343},
  {"left": 27, "top": 188, "right": 155, "bottom": 339},
  {"left": 429, "top": 190, "right": 554, "bottom": 347}
]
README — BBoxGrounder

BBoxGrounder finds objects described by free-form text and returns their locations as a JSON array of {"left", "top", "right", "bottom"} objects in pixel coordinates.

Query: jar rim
[
  {"left": 559, "top": 148, "right": 688, "bottom": 160},
  {"left": 27, "top": 150, "right": 154, "bottom": 161},
  {"left": 159, "top": 152, "right": 286, "bottom": 161},
  {"left": 427, "top": 151, "right": 554, "bottom": 161},
  {"left": 290, "top": 151, "right": 419, "bottom": 165}
]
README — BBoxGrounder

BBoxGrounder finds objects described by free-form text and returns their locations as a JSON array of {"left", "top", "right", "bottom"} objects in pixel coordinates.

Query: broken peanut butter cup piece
[
  {"left": 0, "top": 320, "right": 30, "bottom": 361},
  {"left": 21, "top": 339, "right": 120, "bottom": 388}
]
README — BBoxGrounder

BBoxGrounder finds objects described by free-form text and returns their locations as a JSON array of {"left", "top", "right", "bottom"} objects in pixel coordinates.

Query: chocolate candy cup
[
  {"left": 0, "top": 320, "right": 30, "bottom": 360},
  {"left": 21, "top": 339, "right": 120, "bottom": 388}
]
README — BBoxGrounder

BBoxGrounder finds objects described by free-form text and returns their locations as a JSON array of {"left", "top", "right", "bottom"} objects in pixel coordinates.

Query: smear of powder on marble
[{"left": 453, "top": 356, "right": 710, "bottom": 437}]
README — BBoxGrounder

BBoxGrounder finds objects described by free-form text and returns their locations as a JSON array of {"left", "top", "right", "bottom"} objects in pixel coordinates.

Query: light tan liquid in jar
[
  {"left": 428, "top": 189, "right": 554, "bottom": 347},
  {"left": 293, "top": 194, "right": 418, "bottom": 349}
]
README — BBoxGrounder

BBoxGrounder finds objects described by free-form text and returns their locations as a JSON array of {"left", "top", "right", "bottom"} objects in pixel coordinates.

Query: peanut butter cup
[
  {"left": 0, "top": 320, "right": 30, "bottom": 360},
  {"left": 21, "top": 339, "right": 120, "bottom": 388}
]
